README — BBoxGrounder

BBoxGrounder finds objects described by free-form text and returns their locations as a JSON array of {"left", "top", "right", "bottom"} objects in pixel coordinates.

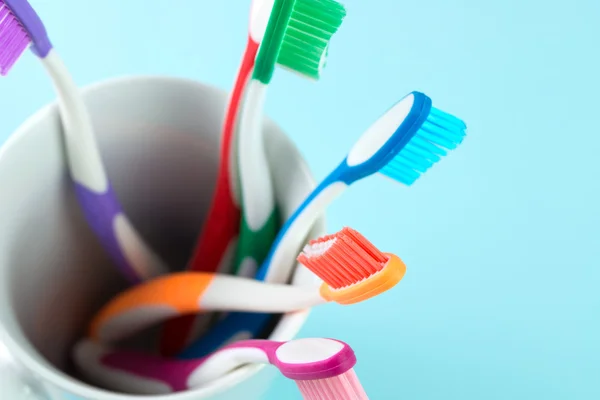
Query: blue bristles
[{"left": 379, "top": 107, "right": 467, "bottom": 185}]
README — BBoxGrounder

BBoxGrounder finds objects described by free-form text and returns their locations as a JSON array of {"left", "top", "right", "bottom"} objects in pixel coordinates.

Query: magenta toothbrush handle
[
  {"left": 102, "top": 350, "right": 203, "bottom": 392},
  {"left": 100, "top": 340, "right": 281, "bottom": 392},
  {"left": 80, "top": 339, "right": 357, "bottom": 393}
]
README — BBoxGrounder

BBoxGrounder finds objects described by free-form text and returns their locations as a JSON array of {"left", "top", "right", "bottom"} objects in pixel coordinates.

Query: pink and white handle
[{"left": 73, "top": 338, "right": 356, "bottom": 394}]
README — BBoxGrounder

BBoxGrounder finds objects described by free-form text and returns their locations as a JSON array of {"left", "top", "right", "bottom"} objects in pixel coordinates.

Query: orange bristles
[
  {"left": 297, "top": 227, "right": 388, "bottom": 289},
  {"left": 297, "top": 227, "right": 406, "bottom": 305}
]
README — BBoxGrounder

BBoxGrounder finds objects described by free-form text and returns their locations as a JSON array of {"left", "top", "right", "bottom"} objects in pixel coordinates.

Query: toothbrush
[
  {"left": 158, "top": 0, "right": 278, "bottom": 357},
  {"left": 258, "top": 91, "right": 467, "bottom": 283},
  {"left": 231, "top": 0, "right": 346, "bottom": 279},
  {"left": 89, "top": 227, "right": 405, "bottom": 344},
  {"left": 186, "top": 0, "right": 275, "bottom": 276},
  {"left": 0, "top": 0, "right": 167, "bottom": 283},
  {"left": 220, "top": 0, "right": 345, "bottom": 363},
  {"left": 74, "top": 338, "right": 369, "bottom": 399},
  {"left": 182, "top": 90, "right": 467, "bottom": 357},
  {"left": 178, "top": 226, "right": 399, "bottom": 358}
]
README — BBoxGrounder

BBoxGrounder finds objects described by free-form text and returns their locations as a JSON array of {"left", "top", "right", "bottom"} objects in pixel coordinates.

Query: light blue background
[{"left": 1, "top": 0, "right": 599, "bottom": 399}]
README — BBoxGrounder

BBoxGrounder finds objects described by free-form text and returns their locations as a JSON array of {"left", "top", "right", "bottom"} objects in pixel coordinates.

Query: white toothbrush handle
[
  {"left": 41, "top": 51, "right": 107, "bottom": 191},
  {"left": 237, "top": 79, "right": 275, "bottom": 231},
  {"left": 199, "top": 275, "right": 324, "bottom": 311}
]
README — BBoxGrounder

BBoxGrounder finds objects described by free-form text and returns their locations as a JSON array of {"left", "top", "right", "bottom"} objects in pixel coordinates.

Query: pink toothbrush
[{"left": 74, "top": 338, "right": 369, "bottom": 399}]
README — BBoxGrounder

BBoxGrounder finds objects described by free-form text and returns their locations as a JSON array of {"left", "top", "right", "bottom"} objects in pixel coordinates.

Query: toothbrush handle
[
  {"left": 178, "top": 312, "right": 274, "bottom": 359},
  {"left": 233, "top": 209, "right": 279, "bottom": 277},
  {"left": 77, "top": 339, "right": 280, "bottom": 393},
  {"left": 79, "top": 338, "right": 354, "bottom": 393},
  {"left": 89, "top": 273, "right": 323, "bottom": 343},
  {"left": 160, "top": 38, "right": 259, "bottom": 357},
  {"left": 74, "top": 183, "right": 154, "bottom": 283},
  {"left": 185, "top": 340, "right": 281, "bottom": 386},
  {"left": 185, "top": 178, "right": 240, "bottom": 273},
  {"left": 256, "top": 161, "right": 351, "bottom": 282},
  {"left": 40, "top": 51, "right": 167, "bottom": 284},
  {"left": 230, "top": 79, "right": 278, "bottom": 278},
  {"left": 99, "top": 348, "right": 206, "bottom": 393},
  {"left": 188, "top": 37, "right": 259, "bottom": 275}
]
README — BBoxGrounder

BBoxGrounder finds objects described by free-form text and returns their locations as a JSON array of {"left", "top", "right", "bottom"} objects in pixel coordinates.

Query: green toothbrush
[{"left": 233, "top": 0, "right": 346, "bottom": 278}]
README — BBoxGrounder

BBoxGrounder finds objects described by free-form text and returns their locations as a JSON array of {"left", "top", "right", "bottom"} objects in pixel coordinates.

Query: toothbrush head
[
  {"left": 380, "top": 95, "right": 467, "bottom": 185},
  {"left": 273, "top": 338, "right": 356, "bottom": 380},
  {"left": 297, "top": 227, "right": 406, "bottom": 305},
  {"left": 254, "top": 0, "right": 346, "bottom": 83},
  {"left": 0, "top": 0, "right": 52, "bottom": 75},
  {"left": 276, "top": 0, "right": 346, "bottom": 80},
  {"left": 274, "top": 338, "right": 369, "bottom": 399},
  {"left": 345, "top": 91, "right": 467, "bottom": 186}
]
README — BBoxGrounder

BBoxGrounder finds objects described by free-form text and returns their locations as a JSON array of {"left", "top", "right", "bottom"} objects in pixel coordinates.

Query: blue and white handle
[{"left": 256, "top": 92, "right": 432, "bottom": 282}]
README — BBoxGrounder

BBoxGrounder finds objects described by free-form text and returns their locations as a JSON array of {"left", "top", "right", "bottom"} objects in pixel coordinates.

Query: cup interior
[{"left": 0, "top": 76, "right": 323, "bottom": 399}]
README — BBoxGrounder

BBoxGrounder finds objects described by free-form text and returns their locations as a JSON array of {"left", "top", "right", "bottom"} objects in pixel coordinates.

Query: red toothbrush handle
[
  {"left": 188, "top": 37, "right": 258, "bottom": 273},
  {"left": 159, "top": 38, "right": 259, "bottom": 357}
]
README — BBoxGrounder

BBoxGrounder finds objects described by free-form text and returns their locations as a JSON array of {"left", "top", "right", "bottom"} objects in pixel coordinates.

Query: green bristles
[
  {"left": 278, "top": 0, "right": 346, "bottom": 79},
  {"left": 253, "top": 0, "right": 346, "bottom": 84}
]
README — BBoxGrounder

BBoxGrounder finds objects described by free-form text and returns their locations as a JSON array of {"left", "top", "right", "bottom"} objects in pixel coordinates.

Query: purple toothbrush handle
[
  {"left": 3, "top": 1, "right": 160, "bottom": 284},
  {"left": 74, "top": 183, "right": 141, "bottom": 284},
  {"left": 3, "top": 0, "right": 52, "bottom": 57}
]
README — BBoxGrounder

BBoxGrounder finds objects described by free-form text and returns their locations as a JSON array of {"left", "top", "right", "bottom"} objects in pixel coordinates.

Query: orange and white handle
[
  {"left": 90, "top": 250, "right": 406, "bottom": 345},
  {"left": 89, "top": 272, "right": 323, "bottom": 344}
]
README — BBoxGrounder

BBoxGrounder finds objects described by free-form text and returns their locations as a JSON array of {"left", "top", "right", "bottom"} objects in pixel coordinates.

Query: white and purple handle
[
  {"left": 74, "top": 338, "right": 356, "bottom": 394},
  {"left": 4, "top": 0, "right": 167, "bottom": 283}
]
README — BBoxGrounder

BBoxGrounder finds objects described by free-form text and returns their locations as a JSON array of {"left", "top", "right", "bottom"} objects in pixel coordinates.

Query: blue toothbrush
[{"left": 179, "top": 91, "right": 467, "bottom": 359}]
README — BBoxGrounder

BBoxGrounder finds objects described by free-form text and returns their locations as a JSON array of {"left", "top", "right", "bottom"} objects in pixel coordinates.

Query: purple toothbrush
[{"left": 0, "top": 0, "right": 168, "bottom": 282}]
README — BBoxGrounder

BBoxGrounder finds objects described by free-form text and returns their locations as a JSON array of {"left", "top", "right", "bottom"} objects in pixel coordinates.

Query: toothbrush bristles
[
  {"left": 0, "top": 1, "right": 30, "bottom": 75},
  {"left": 297, "top": 227, "right": 388, "bottom": 289},
  {"left": 277, "top": 0, "right": 346, "bottom": 80},
  {"left": 296, "top": 368, "right": 369, "bottom": 400},
  {"left": 380, "top": 106, "right": 467, "bottom": 185}
]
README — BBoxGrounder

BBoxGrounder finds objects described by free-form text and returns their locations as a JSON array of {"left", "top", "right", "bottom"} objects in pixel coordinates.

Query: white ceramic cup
[{"left": 0, "top": 76, "right": 324, "bottom": 400}]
